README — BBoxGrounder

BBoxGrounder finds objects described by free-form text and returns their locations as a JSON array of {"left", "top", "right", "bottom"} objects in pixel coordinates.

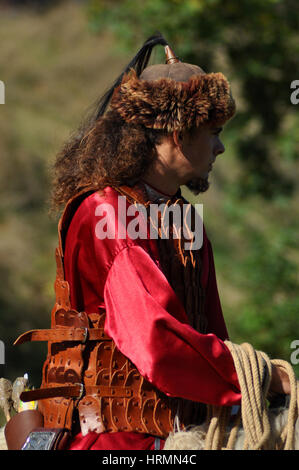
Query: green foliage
[{"left": 230, "top": 222, "right": 299, "bottom": 376}]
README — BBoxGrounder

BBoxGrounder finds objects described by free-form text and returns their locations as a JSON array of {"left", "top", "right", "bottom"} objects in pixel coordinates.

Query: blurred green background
[{"left": 0, "top": 0, "right": 298, "bottom": 395}]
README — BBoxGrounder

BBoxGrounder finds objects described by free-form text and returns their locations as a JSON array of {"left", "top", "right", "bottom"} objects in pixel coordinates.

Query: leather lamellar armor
[{"left": 15, "top": 184, "right": 207, "bottom": 439}]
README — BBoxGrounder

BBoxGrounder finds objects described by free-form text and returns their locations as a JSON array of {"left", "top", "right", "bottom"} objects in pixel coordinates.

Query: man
[{"left": 15, "top": 34, "right": 290, "bottom": 450}]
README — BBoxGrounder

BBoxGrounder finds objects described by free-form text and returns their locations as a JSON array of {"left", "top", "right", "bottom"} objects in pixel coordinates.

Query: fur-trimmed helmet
[
  {"left": 95, "top": 33, "right": 235, "bottom": 132},
  {"left": 110, "top": 43, "right": 235, "bottom": 132}
]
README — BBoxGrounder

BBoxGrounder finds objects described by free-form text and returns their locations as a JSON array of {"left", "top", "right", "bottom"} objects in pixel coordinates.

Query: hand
[{"left": 269, "top": 364, "right": 291, "bottom": 395}]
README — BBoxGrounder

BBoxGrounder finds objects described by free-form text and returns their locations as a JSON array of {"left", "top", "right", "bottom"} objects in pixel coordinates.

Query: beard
[{"left": 185, "top": 176, "right": 210, "bottom": 195}]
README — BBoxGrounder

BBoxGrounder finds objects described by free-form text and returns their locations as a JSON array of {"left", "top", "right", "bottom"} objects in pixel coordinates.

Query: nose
[{"left": 215, "top": 139, "right": 225, "bottom": 157}]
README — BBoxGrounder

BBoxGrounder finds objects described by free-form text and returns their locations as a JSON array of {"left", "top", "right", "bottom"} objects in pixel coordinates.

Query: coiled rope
[{"left": 204, "top": 342, "right": 299, "bottom": 450}]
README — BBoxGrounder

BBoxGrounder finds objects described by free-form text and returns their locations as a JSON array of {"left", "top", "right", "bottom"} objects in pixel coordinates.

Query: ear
[{"left": 172, "top": 130, "right": 183, "bottom": 148}]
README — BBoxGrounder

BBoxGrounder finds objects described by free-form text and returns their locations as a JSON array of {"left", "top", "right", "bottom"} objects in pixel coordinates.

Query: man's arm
[{"left": 103, "top": 244, "right": 241, "bottom": 406}]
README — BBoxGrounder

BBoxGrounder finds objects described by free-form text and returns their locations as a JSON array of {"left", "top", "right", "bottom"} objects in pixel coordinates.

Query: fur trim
[
  {"left": 164, "top": 408, "right": 299, "bottom": 450},
  {"left": 110, "top": 69, "right": 236, "bottom": 131},
  {"left": 0, "top": 427, "right": 7, "bottom": 450}
]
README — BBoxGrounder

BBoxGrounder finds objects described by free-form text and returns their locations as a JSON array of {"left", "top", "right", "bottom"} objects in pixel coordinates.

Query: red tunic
[{"left": 63, "top": 186, "right": 241, "bottom": 450}]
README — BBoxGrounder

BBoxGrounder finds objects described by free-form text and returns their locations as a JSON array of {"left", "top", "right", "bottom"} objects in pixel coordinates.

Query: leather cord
[
  {"left": 20, "top": 384, "right": 133, "bottom": 402},
  {"left": 14, "top": 328, "right": 111, "bottom": 346}
]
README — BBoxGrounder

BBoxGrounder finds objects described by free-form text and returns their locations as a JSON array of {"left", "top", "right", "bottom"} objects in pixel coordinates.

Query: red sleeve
[{"left": 103, "top": 244, "right": 241, "bottom": 407}]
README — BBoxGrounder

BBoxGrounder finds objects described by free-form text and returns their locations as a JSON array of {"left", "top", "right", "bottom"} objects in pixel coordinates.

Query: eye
[{"left": 212, "top": 127, "right": 223, "bottom": 136}]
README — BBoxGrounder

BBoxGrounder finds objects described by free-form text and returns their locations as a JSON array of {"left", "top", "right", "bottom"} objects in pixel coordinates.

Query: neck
[
  {"left": 141, "top": 180, "right": 174, "bottom": 197},
  {"left": 142, "top": 174, "right": 179, "bottom": 196},
  {"left": 142, "top": 148, "right": 182, "bottom": 196}
]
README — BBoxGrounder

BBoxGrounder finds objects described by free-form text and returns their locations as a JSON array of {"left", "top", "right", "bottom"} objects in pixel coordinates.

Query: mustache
[{"left": 185, "top": 177, "right": 210, "bottom": 195}]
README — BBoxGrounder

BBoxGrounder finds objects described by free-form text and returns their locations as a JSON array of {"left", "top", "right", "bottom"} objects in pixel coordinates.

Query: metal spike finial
[{"left": 165, "top": 45, "right": 180, "bottom": 64}]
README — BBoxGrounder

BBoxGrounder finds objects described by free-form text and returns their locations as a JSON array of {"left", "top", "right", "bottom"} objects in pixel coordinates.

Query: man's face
[
  {"left": 177, "top": 124, "right": 225, "bottom": 194},
  {"left": 180, "top": 124, "right": 225, "bottom": 179}
]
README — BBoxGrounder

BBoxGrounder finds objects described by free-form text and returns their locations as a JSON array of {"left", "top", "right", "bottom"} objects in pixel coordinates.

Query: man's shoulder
[
  {"left": 78, "top": 186, "right": 132, "bottom": 212},
  {"left": 70, "top": 186, "right": 148, "bottom": 250},
  {"left": 67, "top": 186, "right": 124, "bottom": 224}
]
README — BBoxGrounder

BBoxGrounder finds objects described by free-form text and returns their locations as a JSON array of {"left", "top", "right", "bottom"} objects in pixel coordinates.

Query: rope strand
[{"left": 204, "top": 342, "right": 299, "bottom": 450}]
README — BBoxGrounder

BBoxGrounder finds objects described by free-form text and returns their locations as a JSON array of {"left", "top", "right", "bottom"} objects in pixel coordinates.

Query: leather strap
[
  {"left": 20, "top": 385, "right": 84, "bottom": 402},
  {"left": 85, "top": 385, "right": 133, "bottom": 398},
  {"left": 58, "top": 188, "right": 95, "bottom": 257},
  {"left": 14, "top": 327, "right": 111, "bottom": 345},
  {"left": 20, "top": 384, "right": 133, "bottom": 402}
]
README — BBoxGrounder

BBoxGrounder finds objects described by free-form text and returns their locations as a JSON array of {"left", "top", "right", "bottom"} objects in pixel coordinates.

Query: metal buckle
[
  {"left": 76, "top": 383, "right": 84, "bottom": 400},
  {"left": 22, "top": 430, "right": 59, "bottom": 450},
  {"left": 81, "top": 327, "right": 88, "bottom": 344}
]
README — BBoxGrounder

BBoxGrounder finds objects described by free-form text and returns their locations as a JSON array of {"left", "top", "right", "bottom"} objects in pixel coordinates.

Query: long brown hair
[
  {"left": 49, "top": 33, "right": 170, "bottom": 214},
  {"left": 50, "top": 110, "right": 167, "bottom": 213}
]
